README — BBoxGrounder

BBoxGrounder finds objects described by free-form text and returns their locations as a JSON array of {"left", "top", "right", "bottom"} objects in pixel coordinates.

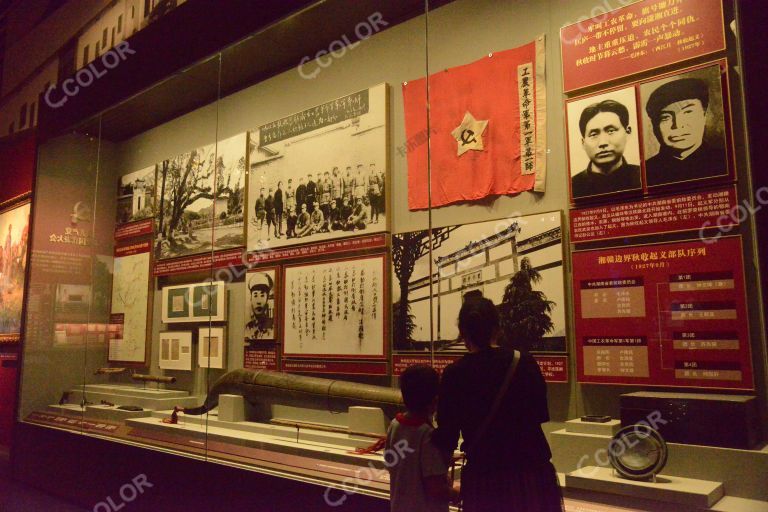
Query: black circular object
[{"left": 608, "top": 424, "right": 668, "bottom": 481}]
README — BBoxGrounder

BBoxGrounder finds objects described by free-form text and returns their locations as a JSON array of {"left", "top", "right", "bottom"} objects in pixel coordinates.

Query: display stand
[{"left": 566, "top": 466, "right": 724, "bottom": 509}]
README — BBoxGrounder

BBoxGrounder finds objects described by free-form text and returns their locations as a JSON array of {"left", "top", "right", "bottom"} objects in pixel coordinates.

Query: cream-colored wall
[
  {"left": 112, "top": 0, "right": 764, "bottom": 422},
  {"left": 77, "top": 0, "right": 128, "bottom": 69},
  {"left": 1, "top": 0, "right": 112, "bottom": 96},
  {"left": 0, "top": 59, "right": 57, "bottom": 135}
]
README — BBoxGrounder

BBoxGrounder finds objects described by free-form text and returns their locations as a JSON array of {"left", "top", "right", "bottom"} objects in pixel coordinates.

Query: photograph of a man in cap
[
  {"left": 641, "top": 66, "right": 728, "bottom": 187},
  {"left": 245, "top": 270, "right": 275, "bottom": 342},
  {"left": 567, "top": 87, "right": 642, "bottom": 201}
]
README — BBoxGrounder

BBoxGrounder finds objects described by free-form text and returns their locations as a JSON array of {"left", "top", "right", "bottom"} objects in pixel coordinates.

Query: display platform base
[
  {"left": 65, "top": 384, "right": 201, "bottom": 410},
  {"left": 565, "top": 418, "right": 621, "bottom": 436},
  {"left": 124, "top": 410, "right": 391, "bottom": 487},
  {"left": 549, "top": 427, "right": 768, "bottom": 503},
  {"left": 566, "top": 466, "right": 724, "bottom": 509},
  {"left": 47, "top": 403, "right": 153, "bottom": 421}
]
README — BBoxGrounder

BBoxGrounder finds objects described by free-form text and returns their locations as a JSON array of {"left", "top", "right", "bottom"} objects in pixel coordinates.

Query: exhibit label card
[
  {"left": 560, "top": 0, "right": 726, "bottom": 92},
  {"left": 573, "top": 236, "right": 753, "bottom": 390}
]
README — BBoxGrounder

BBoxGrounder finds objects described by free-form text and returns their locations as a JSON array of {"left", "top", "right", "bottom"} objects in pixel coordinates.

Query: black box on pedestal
[{"left": 620, "top": 392, "right": 760, "bottom": 450}]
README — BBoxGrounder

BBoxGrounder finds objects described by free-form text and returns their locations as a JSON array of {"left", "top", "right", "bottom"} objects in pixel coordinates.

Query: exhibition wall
[{"left": 14, "top": 0, "right": 768, "bottom": 505}]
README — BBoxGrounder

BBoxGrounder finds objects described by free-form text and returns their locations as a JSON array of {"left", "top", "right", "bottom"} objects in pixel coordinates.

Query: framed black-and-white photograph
[
  {"left": 154, "top": 143, "right": 217, "bottom": 260},
  {"left": 198, "top": 326, "right": 226, "bottom": 369},
  {"left": 212, "top": 133, "right": 247, "bottom": 250},
  {"left": 393, "top": 211, "right": 566, "bottom": 353},
  {"left": 246, "top": 84, "right": 388, "bottom": 252},
  {"left": 566, "top": 86, "right": 642, "bottom": 202},
  {"left": 244, "top": 267, "right": 277, "bottom": 344},
  {"left": 116, "top": 166, "right": 155, "bottom": 226},
  {"left": 639, "top": 61, "right": 731, "bottom": 189},
  {"left": 159, "top": 331, "right": 193, "bottom": 371},
  {"left": 283, "top": 254, "right": 387, "bottom": 359}
]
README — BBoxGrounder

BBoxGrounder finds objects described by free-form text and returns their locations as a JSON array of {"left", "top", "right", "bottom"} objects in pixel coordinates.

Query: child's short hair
[{"left": 400, "top": 365, "right": 439, "bottom": 412}]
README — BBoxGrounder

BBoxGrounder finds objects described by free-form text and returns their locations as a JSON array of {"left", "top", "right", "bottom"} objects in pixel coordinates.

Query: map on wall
[
  {"left": 109, "top": 241, "right": 151, "bottom": 364},
  {"left": 0, "top": 201, "right": 30, "bottom": 344},
  {"left": 246, "top": 84, "right": 388, "bottom": 254},
  {"left": 392, "top": 211, "right": 566, "bottom": 354}
]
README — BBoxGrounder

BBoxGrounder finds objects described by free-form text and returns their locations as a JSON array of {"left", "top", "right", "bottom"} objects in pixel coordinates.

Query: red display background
[
  {"left": 153, "top": 247, "right": 245, "bottom": 276},
  {"left": 115, "top": 218, "right": 153, "bottom": 240},
  {"left": 570, "top": 187, "right": 737, "bottom": 243},
  {"left": 560, "top": 0, "right": 725, "bottom": 93},
  {"left": 392, "top": 354, "right": 569, "bottom": 383},
  {"left": 282, "top": 359, "right": 387, "bottom": 376},
  {"left": 0, "top": 361, "right": 17, "bottom": 448},
  {"left": 0, "top": 131, "right": 36, "bottom": 205},
  {"left": 574, "top": 237, "right": 752, "bottom": 389},
  {"left": 246, "top": 234, "right": 387, "bottom": 265}
]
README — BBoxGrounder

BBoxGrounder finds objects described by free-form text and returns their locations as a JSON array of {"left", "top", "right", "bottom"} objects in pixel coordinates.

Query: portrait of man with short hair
[
  {"left": 567, "top": 87, "right": 642, "bottom": 201},
  {"left": 640, "top": 64, "right": 729, "bottom": 188},
  {"left": 244, "top": 270, "right": 276, "bottom": 343}
]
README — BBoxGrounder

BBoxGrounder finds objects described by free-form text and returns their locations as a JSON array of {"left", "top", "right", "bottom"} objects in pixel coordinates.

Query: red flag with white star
[{"left": 402, "top": 37, "right": 547, "bottom": 210}]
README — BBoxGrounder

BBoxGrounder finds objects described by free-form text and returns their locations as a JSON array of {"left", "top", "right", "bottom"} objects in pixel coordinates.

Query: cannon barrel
[
  {"left": 132, "top": 374, "right": 177, "bottom": 384},
  {"left": 186, "top": 369, "right": 404, "bottom": 419}
]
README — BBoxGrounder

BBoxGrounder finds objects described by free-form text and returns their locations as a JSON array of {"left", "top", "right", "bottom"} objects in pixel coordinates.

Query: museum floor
[{"left": 0, "top": 460, "right": 86, "bottom": 511}]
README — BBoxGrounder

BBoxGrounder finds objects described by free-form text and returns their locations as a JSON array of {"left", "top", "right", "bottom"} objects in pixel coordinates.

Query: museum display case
[{"left": 14, "top": 0, "right": 768, "bottom": 509}]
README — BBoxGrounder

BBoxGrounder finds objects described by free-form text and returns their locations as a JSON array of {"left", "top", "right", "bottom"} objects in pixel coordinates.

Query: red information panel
[
  {"left": 560, "top": 0, "right": 726, "bottom": 93},
  {"left": 392, "top": 355, "right": 461, "bottom": 376},
  {"left": 115, "top": 240, "right": 151, "bottom": 257},
  {"left": 282, "top": 359, "right": 388, "bottom": 376},
  {"left": 246, "top": 234, "right": 387, "bottom": 265},
  {"left": 574, "top": 237, "right": 752, "bottom": 389},
  {"left": 244, "top": 346, "right": 279, "bottom": 371},
  {"left": 393, "top": 354, "right": 569, "bottom": 383},
  {"left": 153, "top": 247, "right": 245, "bottom": 276},
  {"left": 571, "top": 188, "right": 737, "bottom": 243},
  {"left": 115, "top": 218, "right": 153, "bottom": 240},
  {"left": 534, "top": 356, "right": 569, "bottom": 383}
]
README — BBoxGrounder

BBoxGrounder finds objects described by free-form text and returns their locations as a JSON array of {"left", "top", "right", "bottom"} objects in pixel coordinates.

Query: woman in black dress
[{"left": 432, "top": 297, "right": 564, "bottom": 512}]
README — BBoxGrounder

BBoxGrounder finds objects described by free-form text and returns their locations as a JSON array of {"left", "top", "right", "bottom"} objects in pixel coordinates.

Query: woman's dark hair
[
  {"left": 400, "top": 365, "right": 439, "bottom": 413},
  {"left": 458, "top": 295, "right": 499, "bottom": 349}
]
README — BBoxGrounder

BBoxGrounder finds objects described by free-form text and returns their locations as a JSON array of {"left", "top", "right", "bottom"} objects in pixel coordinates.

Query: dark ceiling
[{"left": 42, "top": 0, "right": 452, "bottom": 142}]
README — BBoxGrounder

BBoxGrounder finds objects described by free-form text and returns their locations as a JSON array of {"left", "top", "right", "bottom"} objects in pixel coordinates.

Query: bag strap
[{"left": 466, "top": 350, "right": 521, "bottom": 456}]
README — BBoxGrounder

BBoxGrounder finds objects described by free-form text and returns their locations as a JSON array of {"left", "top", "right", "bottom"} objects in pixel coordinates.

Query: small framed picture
[
  {"left": 158, "top": 331, "right": 192, "bottom": 371},
  {"left": 198, "top": 326, "right": 226, "bottom": 369},
  {"left": 161, "top": 281, "right": 227, "bottom": 323}
]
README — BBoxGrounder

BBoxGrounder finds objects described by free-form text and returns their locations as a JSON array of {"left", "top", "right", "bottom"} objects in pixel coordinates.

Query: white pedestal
[
  {"left": 565, "top": 418, "right": 621, "bottom": 436},
  {"left": 218, "top": 394, "right": 245, "bottom": 422},
  {"left": 566, "top": 466, "right": 724, "bottom": 509},
  {"left": 348, "top": 406, "right": 386, "bottom": 436}
]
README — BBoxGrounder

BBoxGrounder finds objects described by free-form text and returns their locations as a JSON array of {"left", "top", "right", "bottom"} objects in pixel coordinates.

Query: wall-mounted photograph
[
  {"left": 116, "top": 166, "right": 156, "bottom": 226},
  {"left": 393, "top": 212, "right": 566, "bottom": 353},
  {"left": 567, "top": 86, "right": 642, "bottom": 202},
  {"left": 244, "top": 268, "right": 277, "bottom": 344},
  {"left": 640, "top": 62, "right": 731, "bottom": 189},
  {"left": 246, "top": 84, "right": 388, "bottom": 252}
]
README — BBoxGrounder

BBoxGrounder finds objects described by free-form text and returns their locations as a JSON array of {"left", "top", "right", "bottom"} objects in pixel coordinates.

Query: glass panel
[{"left": 19, "top": 115, "right": 102, "bottom": 436}]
